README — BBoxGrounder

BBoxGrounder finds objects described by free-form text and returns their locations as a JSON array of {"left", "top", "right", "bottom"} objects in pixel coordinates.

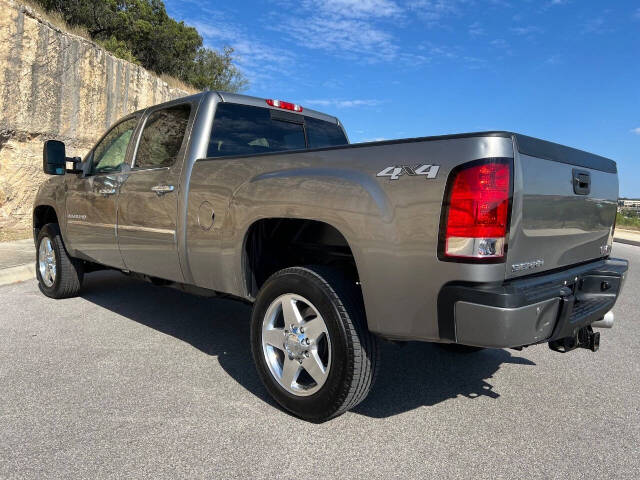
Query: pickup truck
[{"left": 34, "top": 91, "right": 628, "bottom": 422}]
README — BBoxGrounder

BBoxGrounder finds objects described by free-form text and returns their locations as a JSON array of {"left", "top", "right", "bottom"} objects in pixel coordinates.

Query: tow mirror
[
  {"left": 43, "top": 140, "right": 85, "bottom": 175},
  {"left": 43, "top": 140, "right": 66, "bottom": 175}
]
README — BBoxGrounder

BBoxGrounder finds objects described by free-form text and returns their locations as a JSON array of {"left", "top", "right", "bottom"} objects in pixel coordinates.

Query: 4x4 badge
[{"left": 377, "top": 164, "right": 440, "bottom": 180}]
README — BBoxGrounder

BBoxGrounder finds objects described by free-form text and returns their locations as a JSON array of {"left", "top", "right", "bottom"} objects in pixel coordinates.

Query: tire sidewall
[
  {"left": 36, "top": 224, "right": 62, "bottom": 296},
  {"left": 251, "top": 268, "right": 354, "bottom": 420}
]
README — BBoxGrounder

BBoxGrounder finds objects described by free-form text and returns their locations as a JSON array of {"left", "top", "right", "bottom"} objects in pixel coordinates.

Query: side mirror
[{"left": 43, "top": 140, "right": 66, "bottom": 175}]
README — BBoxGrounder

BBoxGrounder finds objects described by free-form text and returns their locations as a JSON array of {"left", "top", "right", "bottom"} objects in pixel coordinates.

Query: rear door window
[
  {"left": 208, "top": 103, "right": 306, "bottom": 158},
  {"left": 306, "top": 117, "right": 347, "bottom": 149},
  {"left": 135, "top": 104, "right": 191, "bottom": 169}
]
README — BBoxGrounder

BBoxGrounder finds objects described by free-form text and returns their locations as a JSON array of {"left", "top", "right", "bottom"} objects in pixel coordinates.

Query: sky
[{"left": 165, "top": 0, "right": 640, "bottom": 197}]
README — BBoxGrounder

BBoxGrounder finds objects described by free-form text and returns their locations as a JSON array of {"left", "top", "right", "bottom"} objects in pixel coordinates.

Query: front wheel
[
  {"left": 36, "top": 223, "right": 83, "bottom": 298},
  {"left": 250, "top": 266, "right": 379, "bottom": 422}
]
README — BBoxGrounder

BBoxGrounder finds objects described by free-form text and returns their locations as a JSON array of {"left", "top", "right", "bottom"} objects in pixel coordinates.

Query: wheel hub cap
[
  {"left": 38, "top": 237, "right": 56, "bottom": 288},
  {"left": 283, "top": 327, "right": 308, "bottom": 360},
  {"left": 261, "top": 294, "right": 331, "bottom": 396}
]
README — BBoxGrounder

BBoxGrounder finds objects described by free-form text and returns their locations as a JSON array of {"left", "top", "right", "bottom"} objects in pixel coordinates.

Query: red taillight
[
  {"left": 266, "top": 99, "right": 303, "bottom": 112},
  {"left": 442, "top": 160, "right": 511, "bottom": 260}
]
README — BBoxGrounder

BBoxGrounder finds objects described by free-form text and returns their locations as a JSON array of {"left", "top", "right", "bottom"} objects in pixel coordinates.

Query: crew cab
[{"left": 33, "top": 91, "right": 628, "bottom": 421}]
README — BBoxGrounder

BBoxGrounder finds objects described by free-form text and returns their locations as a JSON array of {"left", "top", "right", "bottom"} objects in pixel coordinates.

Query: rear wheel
[
  {"left": 36, "top": 223, "right": 83, "bottom": 298},
  {"left": 250, "top": 266, "right": 379, "bottom": 422}
]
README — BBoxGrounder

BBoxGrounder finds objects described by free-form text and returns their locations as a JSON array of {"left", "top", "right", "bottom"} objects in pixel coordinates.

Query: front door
[
  {"left": 117, "top": 104, "right": 192, "bottom": 282},
  {"left": 65, "top": 117, "right": 138, "bottom": 268}
]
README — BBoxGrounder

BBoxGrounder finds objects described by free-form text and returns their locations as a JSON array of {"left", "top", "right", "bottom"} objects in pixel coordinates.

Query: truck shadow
[{"left": 81, "top": 271, "right": 536, "bottom": 420}]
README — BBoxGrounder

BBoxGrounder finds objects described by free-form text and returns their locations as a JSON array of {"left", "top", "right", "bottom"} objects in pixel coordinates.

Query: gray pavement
[
  {"left": 0, "top": 243, "right": 638, "bottom": 479},
  {"left": 0, "top": 239, "right": 34, "bottom": 269}
]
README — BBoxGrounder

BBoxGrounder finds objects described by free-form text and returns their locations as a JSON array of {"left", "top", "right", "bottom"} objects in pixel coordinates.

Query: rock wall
[{"left": 0, "top": 0, "right": 193, "bottom": 239}]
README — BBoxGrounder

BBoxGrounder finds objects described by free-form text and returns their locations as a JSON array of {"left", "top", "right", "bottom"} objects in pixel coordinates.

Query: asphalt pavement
[{"left": 0, "top": 243, "right": 638, "bottom": 479}]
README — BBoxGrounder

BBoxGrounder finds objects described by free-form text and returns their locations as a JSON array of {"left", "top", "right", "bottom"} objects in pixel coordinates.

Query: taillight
[
  {"left": 266, "top": 99, "right": 303, "bottom": 112},
  {"left": 440, "top": 159, "right": 512, "bottom": 261}
]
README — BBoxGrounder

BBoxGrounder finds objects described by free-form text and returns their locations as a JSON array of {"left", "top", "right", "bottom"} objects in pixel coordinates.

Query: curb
[
  {"left": 0, "top": 264, "right": 36, "bottom": 286},
  {"left": 614, "top": 238, "right": 640, "bottom": 248}
]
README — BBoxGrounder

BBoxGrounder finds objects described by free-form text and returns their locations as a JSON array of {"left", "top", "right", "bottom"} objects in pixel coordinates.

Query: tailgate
[{"left": 506, "top": 134, "right": 618, "bottom": 279}]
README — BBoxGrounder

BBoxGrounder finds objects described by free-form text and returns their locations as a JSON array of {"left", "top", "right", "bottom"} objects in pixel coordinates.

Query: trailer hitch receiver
[{"left": 549, "top": 326, "right": 600, "bottom": 353}]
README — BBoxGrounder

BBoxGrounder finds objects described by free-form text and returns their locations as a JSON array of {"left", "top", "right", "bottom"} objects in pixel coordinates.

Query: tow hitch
[{"left": 549, "top": 326, "right": 600, "bottom": 353}]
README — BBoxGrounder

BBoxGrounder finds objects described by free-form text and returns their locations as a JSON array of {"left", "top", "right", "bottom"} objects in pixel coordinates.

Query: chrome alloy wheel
[
  {"left": 261, "top": 294, "right": 332, "bottom": 396},
  {"left": 38, "top": 237, "right": 56, "bottom": 287}
]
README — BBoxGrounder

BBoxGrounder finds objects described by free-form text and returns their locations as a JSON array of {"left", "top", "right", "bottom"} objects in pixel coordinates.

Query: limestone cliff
[{"left": 0, "top": 0, "right": 194, "bottom": 239}]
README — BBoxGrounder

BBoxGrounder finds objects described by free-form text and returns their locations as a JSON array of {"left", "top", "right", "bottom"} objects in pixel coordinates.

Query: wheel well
[
  {"left": 33, "top": 205, "right": 58, "bottom": 236},
  {"left": 244, "top": 218, "right": 359, "bottom": 298}
]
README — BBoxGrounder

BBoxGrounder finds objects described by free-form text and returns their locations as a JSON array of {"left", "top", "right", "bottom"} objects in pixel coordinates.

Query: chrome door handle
[
  {"left": 98, "top": 188, "right": 117, "bottom": 195},
  {"left": 151, "top": 185, "right": 175, "bottom": 196}
]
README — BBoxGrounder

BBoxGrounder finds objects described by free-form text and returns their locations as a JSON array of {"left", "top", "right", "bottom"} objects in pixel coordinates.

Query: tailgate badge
[{"left": 511, "top": 259, "right": 544, "bottom": 273}]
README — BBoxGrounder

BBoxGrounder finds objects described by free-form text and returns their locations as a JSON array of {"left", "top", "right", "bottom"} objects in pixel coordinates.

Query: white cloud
[
  {"left": 304, "top": 99, "right": 383, "bottom": 108},
  {"left": 510, "top": 25, "right": 543, "bottom": 35},
  {"left": 582, "top": 17, "right": 609, "bottom": 34},
  {"left": 468, "top": 22, "right": 485, "bottom": 37},
  {"left": 634, "top": 8, "right": 640, "bottom": 20},
  {"left": 631, "top": 128, "right": 640, "bottom": 135},
  {"left": 190, "top": 20, "right": 296, "bottom": 87},
  {"left": 408, "top": 0, "right": 465, "bottom": 23},
  {"left": 282, "top": 16, "right": 399, "bottom": 62},
  {"left": 300, "top": 0, "right": 402, "bottom": 18}
]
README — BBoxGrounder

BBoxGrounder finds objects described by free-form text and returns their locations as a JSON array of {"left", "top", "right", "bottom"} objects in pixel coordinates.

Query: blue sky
[{"left": 165, "top": 0, "right": 640, "bottom": 197}]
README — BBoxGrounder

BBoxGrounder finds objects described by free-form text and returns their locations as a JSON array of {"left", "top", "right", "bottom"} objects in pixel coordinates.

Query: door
[
  {"left": 65, "top": 117, "right": 139, "bottom": 268},
  {"left": 117, "top": 104, "right": 192, "bottom": 282}
]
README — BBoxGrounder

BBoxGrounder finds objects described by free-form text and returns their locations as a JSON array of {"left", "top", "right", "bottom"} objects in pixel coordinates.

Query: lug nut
[
  {"left": 305, "top": 339, "right": 310, "bottom": 345},
  {"left": 300, "top": 327, "right": 304, "bottom": 333},
  {"left": 304, "top": 352, "right": 310, "bottom": 357}
]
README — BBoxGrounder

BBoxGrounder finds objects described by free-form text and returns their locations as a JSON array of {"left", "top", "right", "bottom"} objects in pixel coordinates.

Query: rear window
[{"left": 207, "top": 103, "right": 347, "bottom": 158}]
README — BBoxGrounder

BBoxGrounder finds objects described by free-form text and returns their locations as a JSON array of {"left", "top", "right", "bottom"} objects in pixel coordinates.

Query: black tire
[
  {"left": 250, "top": 266, "right": 379, "bottom": 422},
  {"left": 437, "top": 343, "right": 485, "bottom": 354},
  {"left": 36, "top": 223, "right": 84, "bottom": 299}
]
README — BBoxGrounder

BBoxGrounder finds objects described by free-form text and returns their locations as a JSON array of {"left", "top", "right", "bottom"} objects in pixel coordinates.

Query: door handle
[
  {"left": 98, "top": 188, "right": 117, "bottom": 195},
  {"left": 572, "top": 169, "right": 591, "bottom": 195},
  {"left": 151, "top": 185, "right": 175, "bottom": 196}
]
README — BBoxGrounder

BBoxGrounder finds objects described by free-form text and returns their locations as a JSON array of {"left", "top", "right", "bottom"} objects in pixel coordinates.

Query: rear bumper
[{"left": 438, "top": 258, "right": 628, "bottom": 348}]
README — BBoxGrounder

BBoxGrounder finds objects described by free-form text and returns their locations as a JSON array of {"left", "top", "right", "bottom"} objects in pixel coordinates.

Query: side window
[
  {"left": 207, "top": 103, "right": 306, "bottom": 158},
  {"left": 134, "top": 105, "right": 191, "bottom": 169},
  {"left": 91, "top": 118, "right": 138, "bottom": 174},
  {"left": 306, "top": 117, "right": 348, "bottom": 149}
]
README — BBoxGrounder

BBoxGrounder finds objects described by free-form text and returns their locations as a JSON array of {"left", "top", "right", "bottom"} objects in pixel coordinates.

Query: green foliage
[
  {"left": 97, "top": 36, "right": 139, "bottom": 64},
  {"left": 32, "top": 0, "right": 247, "bottom": 92},
  {"left": 187, "top": 47, "right": 249, "bottom": 92},
  {"left": 616, "top": 212, "right": 640, "bottom": 231}
]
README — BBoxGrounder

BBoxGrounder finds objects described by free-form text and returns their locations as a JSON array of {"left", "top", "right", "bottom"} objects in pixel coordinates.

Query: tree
[
  {"left": 187, "top": 47, "right": 248, "bottom": 92},
  {"left": 32, "top": 0, "right": 247, "bottom": 92}
]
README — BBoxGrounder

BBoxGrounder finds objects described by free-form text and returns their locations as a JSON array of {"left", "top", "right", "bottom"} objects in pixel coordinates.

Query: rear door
[
  {"left": 506, "top": 135, "right": 618, "bottom": 279},
  {"left": 117, "top": 103, "right": 192, "bottom": 282}
]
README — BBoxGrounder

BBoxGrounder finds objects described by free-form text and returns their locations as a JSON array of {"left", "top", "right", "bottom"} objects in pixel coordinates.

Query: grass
[
  {"left": 21, "top": 0, "right": 91, "bottom": 40},
  {"left": 159, "top": 74, "right": 199, "bottom": 94},
  {"left": 616, "top": 212, "right": 640, "bottom": 231}
]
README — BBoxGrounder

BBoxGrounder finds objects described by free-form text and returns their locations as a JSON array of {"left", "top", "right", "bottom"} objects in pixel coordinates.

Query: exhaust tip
[{"left": 591, "top": 310, "right": 614, "bottom": 329}]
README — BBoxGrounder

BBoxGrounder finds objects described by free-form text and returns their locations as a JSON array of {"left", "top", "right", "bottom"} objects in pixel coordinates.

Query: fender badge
[{"left": 377, "top": 164, "right": 440, "bottom": 180}]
